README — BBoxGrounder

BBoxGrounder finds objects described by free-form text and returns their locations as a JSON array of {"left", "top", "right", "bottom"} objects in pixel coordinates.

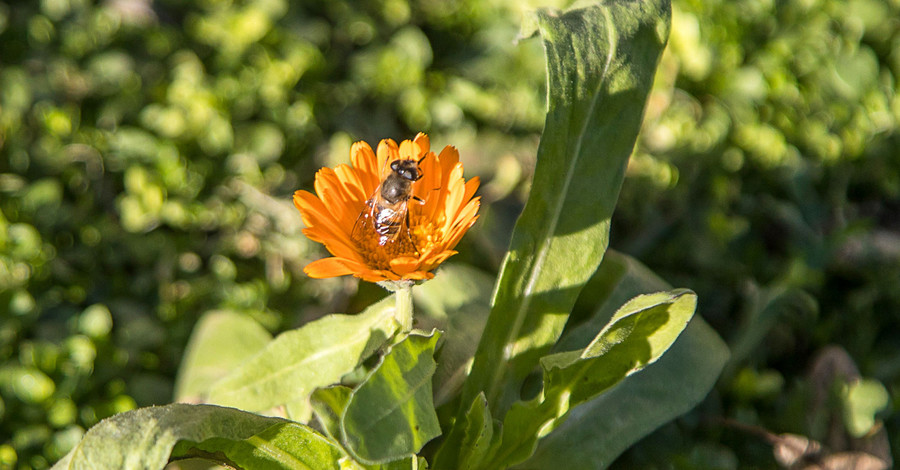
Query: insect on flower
[
  {"left": 293, "top": 133, "right": 480, "bottom": 283},
  {"left": 351, "top": 154, "right": 427, "bottom": 248}
]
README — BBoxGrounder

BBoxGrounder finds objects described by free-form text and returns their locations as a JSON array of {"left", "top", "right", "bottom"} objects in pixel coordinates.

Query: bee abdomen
[{"left": 374, "top": 207, "right": 402, "bottom": 238}]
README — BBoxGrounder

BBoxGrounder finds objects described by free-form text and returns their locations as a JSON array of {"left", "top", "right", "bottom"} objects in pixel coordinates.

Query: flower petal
[
  {"left": 351, "top": 141, "right": 379, "bottom": 183},
  {"left": 413, "top": 152, "right": 440, "bottom": 218},
  {"left": 376, "top": 139, "right": 399, "bottom": 176},
  {"left": 334, "top": 164, "right": 370, "bottom": 206},
  {"left": 304, "top": 257, "right": 362, "bottom": 278},
  {"left": 442, "top": 164, "right": 466, "bottom": 228},
  {"left": 294, "top": 191, "right": 362, "bottom": 261},
  {"left": 438, "top": 145, "right": 459, "bottom": 177},
  {"left": 390, "top": 256, "right": 421, "bottom": 276},
  {"left": 402, "top": 270, "right": 434, "bottom": 281},
  {"left": 413, "top": 133, "right": 430, "bottom": 157}
]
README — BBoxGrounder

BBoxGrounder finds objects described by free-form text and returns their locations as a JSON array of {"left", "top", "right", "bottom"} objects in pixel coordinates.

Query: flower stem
[{"left": 394, "top": 281, "right": 414, "bottom": 332}]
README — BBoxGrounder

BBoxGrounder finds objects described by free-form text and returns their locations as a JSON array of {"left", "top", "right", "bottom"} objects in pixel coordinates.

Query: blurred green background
[{"left": 1, "top": 0, "right": 898, "bottom": 468}]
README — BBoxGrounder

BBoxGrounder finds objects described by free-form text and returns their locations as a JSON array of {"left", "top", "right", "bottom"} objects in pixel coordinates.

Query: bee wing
[{"left": 351, "top": 196, "right": 379, "bottom": 244}]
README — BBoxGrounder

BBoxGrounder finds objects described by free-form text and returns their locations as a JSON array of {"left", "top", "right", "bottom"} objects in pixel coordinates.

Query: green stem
[{"left": 394, "top": 281, "right": 414, "bottom": 332}]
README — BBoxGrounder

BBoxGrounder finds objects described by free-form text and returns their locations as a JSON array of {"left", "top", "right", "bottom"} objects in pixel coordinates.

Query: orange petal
[
  {"left": 294, "top": 191, "right": 360, "bottom": 260},
  {"left": 355, "top": 269, "right": 391, "bottom": 282},
  {"left": 304, "top": 257, "right": 363, "bottom": 278},
  {"left": 334, "top": 164, "right": 369, "bottom": 205},
  {"left": 438, "top": 145, "right": 459, "bottom": 178},
  {"left": 315, "top": 169, "right": 362, "bottom": 234},
  {"left": 351, "top": 141, "right": 379, "bottom": 181},
  {"left": 412, "top": 154, "right": 441, "bottom": 222},
  {"left": 442, "top": 165, "right": 466, "bottom": 226},
  {"left": 377, "top": 139, "right": 399, "bottom": 176},
  {"left": 463, "top": 176, "right": 480, "bottom": 203},
  {"left": 413, "top": 133, "right": 430, "bottom": 157},
  {"left": 293, "top": 190, "right": 344, "bottom": 236},
  {"left": 448, "top": 179, "right": 480, "bottom": 226},
  {"left": 443, "top": 205, "right": 480, "bottom": 249},
  {"left": 402, "top": 270, "right": 434, "bottom": 281},
  {"left": 399, "top": 139, "right": 418, "bottom": 162},
  {"left": 302, "top": 227, "right": 361, "bottom": 261},
  {"left": 371, "top": 269, "right": 401, "bottom": 282},
  {"left": 390, "top": 256, "right": 421, "bottom": 275}
]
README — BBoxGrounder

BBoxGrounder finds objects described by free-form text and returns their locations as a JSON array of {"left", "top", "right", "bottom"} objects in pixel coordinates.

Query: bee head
[{"left": 390, "top": 159, "right": 423, "bottom": 182}]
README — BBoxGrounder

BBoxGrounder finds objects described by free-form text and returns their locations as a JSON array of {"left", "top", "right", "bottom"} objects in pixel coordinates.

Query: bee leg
[
  {"left": 404, "top": 210, "right": 419, "bottom": 253},
  {"left": 411, "top": 195, "right": 426, "bottom": 205}
]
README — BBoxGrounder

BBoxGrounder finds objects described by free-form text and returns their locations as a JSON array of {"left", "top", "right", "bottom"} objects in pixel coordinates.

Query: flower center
[{"left": 354, "top": 228, "right": 421, "bottom": 271}]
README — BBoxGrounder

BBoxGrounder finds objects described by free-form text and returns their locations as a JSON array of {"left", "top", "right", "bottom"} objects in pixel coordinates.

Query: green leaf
[
  {"left": 457, "top": 394, "right": 495, "bottom": 470},
  {"left": 458, "top": 0, "right": 672, "bottom": 421},
  {"left": 207, "top": 296, "right": 397, "bottom": 412},
  {"left": 554, "top": 251, "right": 672, "bottom": 352},
  {"left": 174, "top": 310, "right": 273, "bottom": 402},
  {"left": 434, "top": 1, "right": 671, "bottom": 466},
  {"left": 341, "top": 332, "right": 442, "bottom": 464},
  {"left": 524, "top": 319, "right": 729, "bottom": 469},
  {"left": 481, "top": 289, "right": 696, "bottom": 469},
  {"left": 311, "top": 385, "right": 353, "bottom": 442},
  {"left": 543, "top": 290, "right": 697, "bottom": 397},
  {"left": 173, "top": 421, "right": 343, "bottom": 470},
  {"left": 413, "top": 263, "right": 493, "bottom": 406},
  {"left": 51, "top": 404, "right": 342, "bottom": 470},
  {"left": 311, "top": 387, "right": 425, "bottom": 470},
  {"left": 841, "top": 378, "right": 890, "bottom": 438},
  {"left": 521, "top": 252, "right": 729, "bottom": 469}
]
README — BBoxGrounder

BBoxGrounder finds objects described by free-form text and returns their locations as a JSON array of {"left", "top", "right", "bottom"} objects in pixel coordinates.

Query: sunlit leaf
[
  {"left": 341, "top": 332, "right": 441, "bottom": 464},
  {"left": 457, "top": 394, "right": 495, "bottom": 470},
  {"left": 207, "top": 296, "right": 397, "bottom": 412},
  {"left": 521, "top": 253, "right": 728, "bottom": 469},
  {"left": 458, "top": 0, "right": 672, "bottom": 421},
  {"left": 173, "top": 421, "right": 343, "bottom": 470},
  {"left": 480, "top": 289, "right": 696, "bottom": 469},
  {"left": 435, "top": 1, "right": 671, "bottom": 467},
  {"left": 51, "top": 404, "right": 341, "bottom": 470}
]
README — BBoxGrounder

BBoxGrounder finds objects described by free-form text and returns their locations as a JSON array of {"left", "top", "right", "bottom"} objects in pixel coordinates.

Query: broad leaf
[
  {"left": 434, "top": 2, "right": 671, "bottom": 466},
  {"left": 207, "top": 296, "right": 397, "bottom": 412},
  {"left": 51, "top": 404, "right": 341, "bottom": 470},
  {"left": 173, "top": 421, "right": 343, "bottom": 469},
  {"left": 174, "top": 310, "right": 273, "bottom": 402},
  {"left": 342, "top": 332, "right": 442, "bottom": 464},
  {"left": 311, "top": 386, "right": 427, "bottom": 470},
  {"left": 479, "top": 289, "right": 696, "bottom": 469},
  {"left": 521, "top": 252, "right": 729, "bottom": 469},
  {"left": 457, "top": 394, "right": 495, "bottom": 470},
  {"left": 542, "top": 290, "right": 697, "bottom": 404},
  {"left": 458, "top": 0, "right": 672, "bottom": 422},
  {"left": 311, "top": 385, "right": 353, "bottom": 443}
]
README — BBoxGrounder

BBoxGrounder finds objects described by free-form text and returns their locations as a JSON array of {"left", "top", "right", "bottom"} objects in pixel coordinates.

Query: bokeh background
[{"left": 1, "top": 0, "right": 899, "bottom": 468}]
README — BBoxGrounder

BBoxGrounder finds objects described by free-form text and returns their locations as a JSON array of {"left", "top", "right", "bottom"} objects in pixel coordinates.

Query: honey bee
[{"left": 351, "top": 155, "right": 427, "bottom": 247}]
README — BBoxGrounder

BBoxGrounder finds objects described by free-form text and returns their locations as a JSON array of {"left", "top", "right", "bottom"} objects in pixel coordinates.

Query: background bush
[{"left": 1, "top": 0, "right": 898, "bottom": 468}]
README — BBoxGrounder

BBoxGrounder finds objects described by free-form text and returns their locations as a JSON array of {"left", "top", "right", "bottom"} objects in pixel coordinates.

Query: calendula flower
[{"left": 294, "top": 133, "right": 480, "bottom": 283}]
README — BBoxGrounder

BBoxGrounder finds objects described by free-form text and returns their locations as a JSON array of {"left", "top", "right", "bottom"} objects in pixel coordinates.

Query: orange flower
[{"left": 294, "top": 133, "right": 480, "bottom": 283}]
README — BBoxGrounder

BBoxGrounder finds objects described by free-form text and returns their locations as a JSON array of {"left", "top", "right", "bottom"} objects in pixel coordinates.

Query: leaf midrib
[
  {"left": 486, "top": 6, "right": 617, "bottom": 406},
  {"left": 213, "top": 312, "right": 393, "bottom": 401}
]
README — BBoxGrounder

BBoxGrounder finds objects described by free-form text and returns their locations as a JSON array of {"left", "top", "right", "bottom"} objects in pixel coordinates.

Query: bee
[{"left": 351, "top": 155, "right": 427, "bottom": 247}]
